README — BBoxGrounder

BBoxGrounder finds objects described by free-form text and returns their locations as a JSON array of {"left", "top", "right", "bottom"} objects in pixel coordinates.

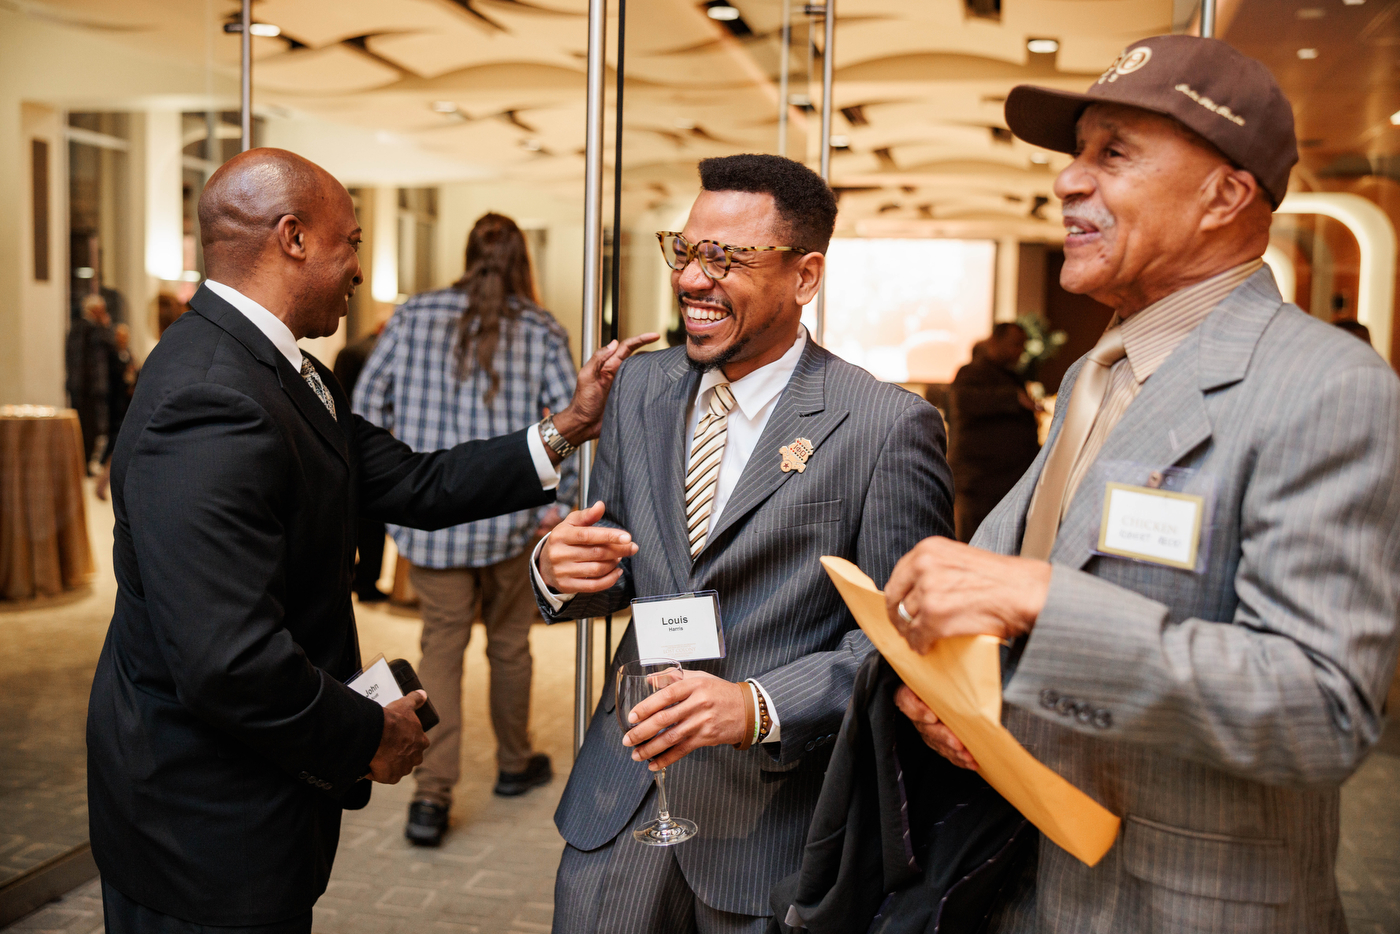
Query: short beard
[{"left": 686, "top": 334, "right": 748, "bottom": 373}]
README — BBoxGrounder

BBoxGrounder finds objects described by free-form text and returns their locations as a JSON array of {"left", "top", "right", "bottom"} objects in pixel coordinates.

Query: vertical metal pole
[
  {"left": 1199, "top": 0, "right": 1216, "bottom": 38},
  {"left": 575, "top": 0, "right": 608, "bottom": 754},
  {"left": 814, "top": 0, "right": 835, "bottom": 345},
  {"left": 777, "top": 0, "right": 791, "bottom": 158},
  {"left": 239, "top": 0, "right": 252, "bottom": 151}
]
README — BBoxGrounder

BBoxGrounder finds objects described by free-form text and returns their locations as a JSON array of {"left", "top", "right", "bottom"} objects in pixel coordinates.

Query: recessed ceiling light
[
  {"left": 829, "top": 134, "right": 850, "bottom": 148},
  {"left": 248, "top": 22, "right": 281, "bottom": 37},
  {"left": 707, "top": 5, "right": 740, "bottom": 21},
  {"left": 431, "top": 101, "right": 458, "bottom": 114},
  {"left": 1343, "top": 0, "right": 1365, "bottom": 5},
  {"left": 1296, "top": 7, "right": 1324, "bottom": 18},
  {"left": 1390, "top": 110, "right": 1400, "bottom": 126},
  {"left": 521, "top": 139, "right": 543, "bottom": 152},
  {"left": 1027, "top": 38, "right": 1059, "bottom": 54},
  {"left": 1297, "top": 48, "right": 1319, "bottom": 59},
  {"left": 1030, "top": 152, "right": 1050, "bottom": 164},
  {"left": 674, "top": 118, "right": 696, "bottom": 130}
]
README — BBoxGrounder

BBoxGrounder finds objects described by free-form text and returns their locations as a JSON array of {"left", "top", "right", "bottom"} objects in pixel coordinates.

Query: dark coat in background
[
  {"left": 87, "top": 285, "right": 552, "bottom": 925},
  {"left": 770, "top": 653, "right": 1033, "bottom": 934},
  {"left": 65, "top": 314, "right": 113, "bottom": 464},
  {"left": 947, "top": 359, "right": 1039, "bottom": 543}
]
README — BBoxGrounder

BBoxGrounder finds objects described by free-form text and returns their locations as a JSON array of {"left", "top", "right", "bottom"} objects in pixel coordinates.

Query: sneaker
[
  {"left": 493, "top": 753, "right": 553, "bottom": 797},
  {"left": 405, "top": 799, "right": 449, "bottom": 847}
]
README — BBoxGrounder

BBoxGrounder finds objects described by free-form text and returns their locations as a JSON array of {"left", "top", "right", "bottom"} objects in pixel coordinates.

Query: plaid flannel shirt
[{"left": 353, "top": 288, "right": 579, "bottom": 569}]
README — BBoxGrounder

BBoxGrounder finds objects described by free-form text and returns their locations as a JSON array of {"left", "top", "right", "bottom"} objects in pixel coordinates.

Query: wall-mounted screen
[{"left": 810, "top": 238, "right": 996, "bottom": 384}]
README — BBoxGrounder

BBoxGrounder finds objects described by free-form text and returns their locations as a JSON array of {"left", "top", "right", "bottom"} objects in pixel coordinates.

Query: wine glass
[{"left": 616, "top": 657, "right": 699, "bottom": 846}]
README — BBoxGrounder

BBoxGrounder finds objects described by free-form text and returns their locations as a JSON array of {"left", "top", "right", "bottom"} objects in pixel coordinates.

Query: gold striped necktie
[
  {"left": 300, "top": 357, "right": 338, "bottom": 420},
  {"left": 685, "top": 382, "right": 736, "bottom": 559},
  {"left": 1020, "top": 326, "right": 1126, "bottom": 560}
]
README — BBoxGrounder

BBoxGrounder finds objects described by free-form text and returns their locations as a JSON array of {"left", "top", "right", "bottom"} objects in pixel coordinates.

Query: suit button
[
  {"left": 805, "top": 740, "right": 815, "bottom": 752},
  {"left": 1093, "top": 709, "right": 1113, "bottom": 730},
  {"left": 299, "top": 771, "right": 309, "bottom": 780},
  {"left": 1040, "top": 689, "right": 1059, "bottom": 710},
  {"left": 1074, "top": 703, "right": 1093, "bottom": 724},
  {"left": 1054, "top": 696, "right": 1076, "bottom": 717}
]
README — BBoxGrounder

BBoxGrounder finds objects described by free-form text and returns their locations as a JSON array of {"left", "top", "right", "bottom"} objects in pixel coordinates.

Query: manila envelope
[{"left": 821, "top": 556, "right": 1121, "bottom": 867}]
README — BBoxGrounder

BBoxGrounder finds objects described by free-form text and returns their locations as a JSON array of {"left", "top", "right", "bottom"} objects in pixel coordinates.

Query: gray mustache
[{"left": 1061, "top": 200, "right": 1115, "bottom": 231}]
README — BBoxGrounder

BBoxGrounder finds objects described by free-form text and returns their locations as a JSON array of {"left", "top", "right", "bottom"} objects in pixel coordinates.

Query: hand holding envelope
[{"left": 821, "top": 556, "right": 1121, "bottom": 867}]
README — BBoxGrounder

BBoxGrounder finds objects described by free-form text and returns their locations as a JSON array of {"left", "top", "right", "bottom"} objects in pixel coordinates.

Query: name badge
[
  {"left": 630, "top": 591, "right": 725, "bottom": 662},
  {"left": 1097, "top": 482, "right": 1205, "bottom": 570}
]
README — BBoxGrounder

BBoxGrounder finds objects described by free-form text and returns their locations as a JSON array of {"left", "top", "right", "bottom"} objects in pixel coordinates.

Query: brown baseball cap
[{"left": 1005, "top": 35, "right": 1297, "bottom": 208}]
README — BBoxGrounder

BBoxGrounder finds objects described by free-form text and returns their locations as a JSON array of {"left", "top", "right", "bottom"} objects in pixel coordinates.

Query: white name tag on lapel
[
  {"left": 630, "top": 591, "right": 725, "bottom": 662},
  {"left": 1097, "top": 482, "right": 1205, "bottom": 570}
]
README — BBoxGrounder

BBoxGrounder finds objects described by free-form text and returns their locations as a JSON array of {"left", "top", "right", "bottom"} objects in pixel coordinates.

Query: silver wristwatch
[{"left": 539, "top": 415, "right": 577, "bottom": 460}]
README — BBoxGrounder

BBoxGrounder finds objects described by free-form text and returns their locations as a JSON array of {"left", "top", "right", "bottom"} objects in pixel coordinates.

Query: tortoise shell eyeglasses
[{"left": 656, "top": 232, "right": 809, "bottom": 281}]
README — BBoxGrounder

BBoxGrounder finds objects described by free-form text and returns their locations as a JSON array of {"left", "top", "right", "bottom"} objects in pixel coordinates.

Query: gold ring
[{"left": 897, "top": 601, "right": 915, "bottom": 625}]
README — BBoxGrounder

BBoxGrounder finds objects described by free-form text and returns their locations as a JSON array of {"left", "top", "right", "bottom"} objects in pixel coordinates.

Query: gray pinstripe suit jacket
[
  {"left": 534, "top": 338, "right": 954, "bottom": 916},
  {"left": 977, "top": 268, "right": 1400, "bottom": 933}
]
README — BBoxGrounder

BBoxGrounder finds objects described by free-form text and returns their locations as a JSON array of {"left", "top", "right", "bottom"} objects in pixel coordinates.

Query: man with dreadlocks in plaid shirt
[{"left": 355, "top": 212, "right": 579, "bottom": 847}]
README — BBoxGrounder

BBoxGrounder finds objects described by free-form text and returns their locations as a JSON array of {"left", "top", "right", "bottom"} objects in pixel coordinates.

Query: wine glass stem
[{"left": 653, "top": 767, "right": 674, "bottom": 825}]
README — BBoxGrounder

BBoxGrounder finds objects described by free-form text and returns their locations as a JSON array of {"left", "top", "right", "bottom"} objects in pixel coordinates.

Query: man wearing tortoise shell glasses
[{"left": 531, "top": 153, "right": 954, "bottom": 932}]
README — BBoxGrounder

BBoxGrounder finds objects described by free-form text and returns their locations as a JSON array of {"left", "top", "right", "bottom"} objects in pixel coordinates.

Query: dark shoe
[
  {"left": 494, "top": 753, "right": 553, "bottom": 797},
  {"left": 405, "top": 800, "right": 449, "bottom": 846},
  {"left": 356, "top": 587, "right": 390, "bottom": 604}
]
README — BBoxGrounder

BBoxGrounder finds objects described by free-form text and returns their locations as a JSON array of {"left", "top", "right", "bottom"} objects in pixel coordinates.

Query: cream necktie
[
  {"left": 300, "top": 357, "right": 337, "bottom": 420},
  {"left": 1020, "top": 326, "right": 1126, "bottom": 560},
  {"left": 685, "top": 383, "right": 736, "bottom": 559}
]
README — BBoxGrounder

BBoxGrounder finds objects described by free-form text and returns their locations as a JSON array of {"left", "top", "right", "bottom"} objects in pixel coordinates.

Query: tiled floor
[{"left": 2, "top": 484, "right": 1399, "bottom": 933}]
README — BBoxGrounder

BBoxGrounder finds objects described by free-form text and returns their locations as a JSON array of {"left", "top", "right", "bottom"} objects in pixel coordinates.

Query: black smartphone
[{"left": 388, "top": 658, "right": 441, "bottom": 732}]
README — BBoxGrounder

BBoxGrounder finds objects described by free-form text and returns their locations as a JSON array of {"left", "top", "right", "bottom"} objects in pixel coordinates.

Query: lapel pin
[{"left": 780, "top": 437, "right": 815, "bottom": 473}]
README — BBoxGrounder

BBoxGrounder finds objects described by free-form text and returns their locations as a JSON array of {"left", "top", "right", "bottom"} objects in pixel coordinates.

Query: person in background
[
  {"left": 95, "top": 323, "right": 138, "bottom": 501},
  {"left": 1334, "top": 318, "right": 1372, "bottom": 346},
  {"left": 66, "top": 293, "right": 114, "bottom": 473},
  {"left": 948, "top": 322, "right": 1041, "bottom": 542},
  {"left": 156, "top": 292, "right": 187, "bottom": 338},
  {"left": 334, "top": 321, "right": 390, "bottom": 603},
  {"left": 887, "top": 36, "right": 1400, "bottom": 932},
  {"left": 356, "top": 212, "right": 581, "bottom": 847}
]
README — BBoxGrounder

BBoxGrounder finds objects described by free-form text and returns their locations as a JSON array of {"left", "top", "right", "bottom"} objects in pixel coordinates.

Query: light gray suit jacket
[
  {"left": 535, "top": 339, "right": 954, "bottom": 916},
  {"left": 979, "top": 268, "right": 1400, "bottom": 933}
]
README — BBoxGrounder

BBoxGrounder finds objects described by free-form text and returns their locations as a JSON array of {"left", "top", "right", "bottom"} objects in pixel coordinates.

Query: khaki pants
[{"left": 408, "top": 549, "right": 539, "bottom": 806}]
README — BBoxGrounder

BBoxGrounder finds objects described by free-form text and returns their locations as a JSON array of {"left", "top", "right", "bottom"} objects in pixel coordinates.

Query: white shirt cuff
[
  {"left": 530, "top": 534, "right": 575, "bottom": 612},
  {"left": 749, "top": 679, "right": 781, "bottom": 744},
  {"left": 526, "top": 421, "right": 561, "bottom": 492}
]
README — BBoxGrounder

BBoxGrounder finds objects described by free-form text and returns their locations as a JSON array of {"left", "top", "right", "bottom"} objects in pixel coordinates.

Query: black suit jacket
[
  {"left": 770, "top": 653, "right": 1033, "bottom": 934},
  {"left": 87, "top": 286, "right": 552, "bottom": 925}
]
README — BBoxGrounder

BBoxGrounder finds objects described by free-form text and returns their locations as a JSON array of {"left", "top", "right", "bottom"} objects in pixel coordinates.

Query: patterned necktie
[
  {"left": 685, "top": 383, "right": 736, "bottom": 559},
  {"left": 300, "top": 357, "right": 337, "bottom": 420},
  {"left": 1020, "top": 325, "right": 1126, "bottom": 560}
]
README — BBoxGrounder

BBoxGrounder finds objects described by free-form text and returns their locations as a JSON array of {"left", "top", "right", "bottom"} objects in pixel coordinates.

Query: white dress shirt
[
  {"left": 532, "top": 327, "right": 810, "bottom": 742},
  {"left": 202, "top": 279, "right": 559, "bottom": 491}
]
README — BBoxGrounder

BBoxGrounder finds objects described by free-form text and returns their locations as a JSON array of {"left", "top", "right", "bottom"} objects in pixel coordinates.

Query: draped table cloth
[{"left": 0, "top": 406, "right": 95, "bottom": 601}]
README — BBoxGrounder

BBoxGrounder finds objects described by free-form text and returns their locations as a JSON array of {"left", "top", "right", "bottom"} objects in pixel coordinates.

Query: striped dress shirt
[
  {"left": 1057, "top": 258, "right": 1264, "bottom": 507},
  {"left": 353, "top": 288, "right": 579, "bottom": 569}
]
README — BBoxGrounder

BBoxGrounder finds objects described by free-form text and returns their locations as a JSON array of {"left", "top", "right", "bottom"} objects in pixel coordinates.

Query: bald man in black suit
[{"left": 87, "top": 148, "right": 654, "bottom": 933}]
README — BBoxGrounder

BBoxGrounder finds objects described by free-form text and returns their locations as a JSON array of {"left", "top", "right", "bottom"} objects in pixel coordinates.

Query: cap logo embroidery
[
  {"left": 1097, "top": 46, "right": 1152, "bottom": 84},
  {"left": 1174, "top": 83, "right": 1246, "bottom": 126}
]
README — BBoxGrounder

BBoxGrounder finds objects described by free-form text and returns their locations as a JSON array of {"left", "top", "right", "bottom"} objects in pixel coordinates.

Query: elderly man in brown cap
[{"left": 884, "top": 36, "right": 1400, "bottom": 932}]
